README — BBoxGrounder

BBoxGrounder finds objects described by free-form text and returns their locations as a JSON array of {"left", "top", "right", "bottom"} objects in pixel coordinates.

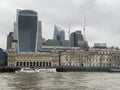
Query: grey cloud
[{"left": 0, "top": 0, "right": 120, "bottom": 49}]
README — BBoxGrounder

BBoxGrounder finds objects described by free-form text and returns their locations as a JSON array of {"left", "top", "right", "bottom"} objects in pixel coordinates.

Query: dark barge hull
[
  {"left": 56, "top": 66, "right": 120, "bottom": 72},
  {"left": 0, "top": 66, "right": 20, "bottom": 73}
]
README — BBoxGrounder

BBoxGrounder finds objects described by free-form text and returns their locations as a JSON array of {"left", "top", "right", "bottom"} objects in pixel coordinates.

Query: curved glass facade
[{"left": 18, "top": 10, "right": 38, "bottom": 52}]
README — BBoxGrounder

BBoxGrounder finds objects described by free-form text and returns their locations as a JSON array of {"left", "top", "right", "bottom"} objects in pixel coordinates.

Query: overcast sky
[{"left": 0, "top": 0, "right": 120, "bottom": 49}]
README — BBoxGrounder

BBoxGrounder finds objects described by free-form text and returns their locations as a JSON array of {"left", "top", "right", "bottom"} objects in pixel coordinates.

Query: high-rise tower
[
  {"left": 53, "top": 25, "right": 65, "bottom": 41},
  {"left": 7, "top": 9, "right": 43, "bottom": 52},
  {"left": 70, "top": 31, "right": 84, "bottom": 47},
  {"left": 17, "top": 10, "right": 38, "bottom": 52},
  {"left": 7, "top": 32, "right": 14, "bottom": 49},
  {"left": 70, "top": 30, "right": 89, "bottom": 50},
  {"left": 36, "top": 21, "right": 43, "bottom": 49}
]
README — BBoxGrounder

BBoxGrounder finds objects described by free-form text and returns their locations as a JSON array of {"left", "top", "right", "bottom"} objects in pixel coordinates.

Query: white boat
[
  {"left": 36, "top": 68, "right": 56, "bottom": 73},
  {"left": 108, "top": 68, "right": 120, "bottom": 72},
  {"left": 15, "top": 68, "right": 36, "bottom": 73},
  {"left": 15, "top": 68, "right": 56, "bottom": 73}
]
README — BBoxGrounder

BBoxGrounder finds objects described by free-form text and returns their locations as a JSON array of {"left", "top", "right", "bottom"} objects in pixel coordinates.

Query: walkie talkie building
[{"left": 17, "top": 10, "right": 38, "bottom": 52}]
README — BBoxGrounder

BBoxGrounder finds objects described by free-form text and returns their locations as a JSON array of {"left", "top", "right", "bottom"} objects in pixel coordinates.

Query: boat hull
[
  {"left": 15, "top": 68, "right": 56, "bottom": 73},
  {"left": 108, "top": 69, "right": 120, "bottom": 73}
]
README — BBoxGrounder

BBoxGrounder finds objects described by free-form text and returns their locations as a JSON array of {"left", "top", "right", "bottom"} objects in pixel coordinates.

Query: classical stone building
[
  {"left": 7, "top": 46, "right": 120, "bottom": 68},
  {"left": 7, "top": 50, "right": 59, "bottom": 67},
  {"left": 61, "top": 48, "right": 120, "bottom": 67}
]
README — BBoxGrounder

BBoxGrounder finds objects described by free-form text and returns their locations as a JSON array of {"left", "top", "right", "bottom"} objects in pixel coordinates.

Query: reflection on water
[{"left": 0, "top": 72, "right": 120, "bottom": 90}]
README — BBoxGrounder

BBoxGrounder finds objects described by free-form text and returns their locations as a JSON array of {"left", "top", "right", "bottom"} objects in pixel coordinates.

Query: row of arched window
[{"left": 16, "top": 62, "right": 52, "bottom": 67}]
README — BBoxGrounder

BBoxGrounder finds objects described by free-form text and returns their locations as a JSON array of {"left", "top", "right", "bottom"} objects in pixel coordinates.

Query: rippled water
[{"left": 0, "top": 72, "right": 120, "bottom": 90}]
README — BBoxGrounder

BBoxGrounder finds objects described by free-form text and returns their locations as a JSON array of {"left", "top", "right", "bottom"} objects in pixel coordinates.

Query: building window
[
  {"left": 30, "top": 62, "right": 32, "bottom": 66},
  {"left": 49, "top": 62, "right": 51, "bottom": 66},
  {"left": 16, "top": 62, "right": 19, "bottom": 66},
  {"left": 46, "top": 62, "right": 48, "bottom": 66},
  {"left": 40, "top": 62, "right": 42, "bottom": 66},
  {"left": 33, "top": 62, "right": 36, "bottom": 66},
  {"left": 27, "top": 62, "right": 29, "bottom": 66},
  {"left": 20, "top": 62, "right": 22, "bottom": 66},
  {"left": 43, "top": 62, "right": 45, "bottom": 66},
  {"left": 37, "top": 62, "right": 39, "bottom": 66},
  {"left": 23, "top": 62, "right": 26, "bottom": 66}
]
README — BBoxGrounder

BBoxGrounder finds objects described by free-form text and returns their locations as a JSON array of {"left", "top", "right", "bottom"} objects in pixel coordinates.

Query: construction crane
[{"left": 83, "top": 17, "right": 86, "bottom": 40}]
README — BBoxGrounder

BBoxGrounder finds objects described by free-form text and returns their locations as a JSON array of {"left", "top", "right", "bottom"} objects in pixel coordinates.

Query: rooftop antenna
[
  {"left": 68, "top": 21, "right": 71, "bottom": 47},
  {"left": 83, "top": 17, "right": 86, "bottom": 40}
]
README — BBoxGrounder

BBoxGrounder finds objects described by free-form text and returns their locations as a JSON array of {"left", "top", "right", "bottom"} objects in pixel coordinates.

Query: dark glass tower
[
  {"left": 18, "top": 10, "right": 38, "bottom": 52},
  {"left": 7, "top": 32, "right": 14, "bottom": 49},
  {"left": 70, "top": 31, "right": 89, "bottom": 51},
  {"left": 70, "top": 31, "right": 84, "bottom": 47}
]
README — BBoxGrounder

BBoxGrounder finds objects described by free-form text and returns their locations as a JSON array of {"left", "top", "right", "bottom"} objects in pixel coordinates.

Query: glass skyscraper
[
  {"left": 37, "top": 21, "right": 43, "bottom": 49},
  {"left": 16, "top": 10, "right": 41, "bottom": 52},
  {"left": 70, "top": 31, "right": 89, "bottom": 50},
  {"left": 53, "top": 25, "right": 65, "bottom": 41},
  {"left": 70, "top": 31, "right": 84, "bottom": 47}
]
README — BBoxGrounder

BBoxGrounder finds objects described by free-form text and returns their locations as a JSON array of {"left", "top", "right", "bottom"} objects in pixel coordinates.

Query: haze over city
[{"left": 0, "top": 0, "right": 120, "bottom": 49}]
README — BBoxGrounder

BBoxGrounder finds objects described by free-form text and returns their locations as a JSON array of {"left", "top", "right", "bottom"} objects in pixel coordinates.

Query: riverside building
[
  {"left": 7, "top": 39, "right": 59, "bottom": 67},
  {"left": 60, "top": 48, "right": 120, "bottom": 67},
  {"left": 7, "top": 50, "right": 59, "bottom": 67}
]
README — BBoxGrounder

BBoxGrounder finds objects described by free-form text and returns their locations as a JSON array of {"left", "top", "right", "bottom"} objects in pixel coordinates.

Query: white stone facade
[{"left": 61, "top": 49, "right": 120, "bottom": 67}]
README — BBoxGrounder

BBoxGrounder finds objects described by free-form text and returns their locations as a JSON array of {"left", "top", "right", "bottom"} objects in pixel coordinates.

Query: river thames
[{"left": 0, "top": 72, "right": 120, "bottom": 90}]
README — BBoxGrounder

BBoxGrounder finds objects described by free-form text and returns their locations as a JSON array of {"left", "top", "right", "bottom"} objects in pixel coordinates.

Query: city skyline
[{"left": 0, "top": 0, "right": 120, "bottom": 49}]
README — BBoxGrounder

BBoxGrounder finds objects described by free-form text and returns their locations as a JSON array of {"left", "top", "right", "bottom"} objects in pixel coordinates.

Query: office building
[
  {"left": 7, "top": 32, "right": 14, "bottom": 49},
  {"left": 13, "top": 22, "right": 18, "bottom": 40},
  {"left": 94, "top": 43, "right": 107, "bottom": 49},
  {"left": 61, "top": 48, "right": 120, "bottom": 67},
  {"left": 46, "top": 39, "right": 69, "bottom": 47},
  {"left": 70, "top": 31, "right": 89, "bottom": 50},
  {"left": 70, "top": 31, "right": 84, "bottom": 47},
  {"left": 0, "top": 48, "right": 8, "bottom": 66},
  {"left": 53, "top": 25, "right": 65, "bottom": 41},
  {"left": 15, "top": 9, "right": 42, "bottom": 52},
  {"left": 36, "top": 21, "right": 43, "bottom": 50}
]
